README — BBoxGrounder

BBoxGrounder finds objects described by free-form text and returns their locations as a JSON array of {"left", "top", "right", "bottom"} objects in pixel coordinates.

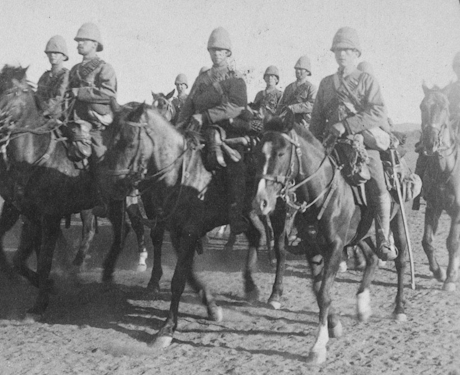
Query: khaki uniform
[
  {"left": 68, "top": 57, "right": 117, "bottom": 162},
  {"left": 253, "top": 88, "right": 283, "bottom": 113},
  {"left": 277, "top": 80, "right": 317, "bottom": 125},
  {"left": 36, "top": 68, "right": 69, "bottom": 116}
]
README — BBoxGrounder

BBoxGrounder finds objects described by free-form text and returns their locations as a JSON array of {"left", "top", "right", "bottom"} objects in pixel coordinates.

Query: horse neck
[
  {"left": 7, "top": 103, "right": 51, "bottom": 167},
  {"left": 146, "top": 118, "right": 187, "bottom": 187},
  {"left": 295, "top": 131, "right": 334, "bottom": 198}
]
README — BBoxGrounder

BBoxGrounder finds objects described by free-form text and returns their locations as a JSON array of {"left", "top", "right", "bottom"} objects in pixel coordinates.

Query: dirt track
[{"left": 1, "top": 133, "right": 460, "bottom": 375}]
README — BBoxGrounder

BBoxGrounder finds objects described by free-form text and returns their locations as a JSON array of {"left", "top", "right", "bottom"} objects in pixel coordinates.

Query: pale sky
[{"left": 1, "top": 0, "right": 459, "bottom": 125}]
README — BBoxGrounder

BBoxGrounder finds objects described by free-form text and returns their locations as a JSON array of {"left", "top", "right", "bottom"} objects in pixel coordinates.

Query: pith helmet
[
  {"left": 357, "top": 61, "right": 374, "bottom": 75},
  {"left": 264, "top": 65, "right": 280, "bottom": 81},
  {"left": 453, "top": 51, "right": 460, "bottom": 67},
  {"left": 207, "top": 27, "right": 232, "bottom": 56},
  {"left": 331, "top": 27, "right": 361, "bottom": 56},
  {"left": 45, "top": 35, "right": 69, "bottom": 61},
  {"left": 174, "top": 73, "right": 188, "bottom": 87},
  {"left": 75, "top": 22, "right": 104, "bottom": 52},
  {"left": 294, "top": 55, "right": 312, "bottom": 75}
]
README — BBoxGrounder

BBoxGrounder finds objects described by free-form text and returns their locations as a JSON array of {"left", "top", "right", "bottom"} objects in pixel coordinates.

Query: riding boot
[
  {"left": 373, "top": 192, "right": 397, "bottom": 261},
  {"left": 226, "top": 160, "right": 248, "bottom": 235},
  {"left": 205, "top": 127, "right": 226, "bottom": 169},
  {"left": 412, "top": 152, "right": 427, "bottom": 210}
]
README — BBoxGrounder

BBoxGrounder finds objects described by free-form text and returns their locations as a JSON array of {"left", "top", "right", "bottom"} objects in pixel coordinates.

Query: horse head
[
  {"left": 0, "top": 65, "right": 36, "bottom": 127},
  {"left": 103, "top": 100, "right": 183, "bottom": 200},
  {"left": 253, "top": 115, "right": 298, "bottom": 216},
  {"left": 151, "top": 89, "right": 176, "bottom": 122},
  {"left": 420, "top": 83, "right": 452, "bottom": 156}
]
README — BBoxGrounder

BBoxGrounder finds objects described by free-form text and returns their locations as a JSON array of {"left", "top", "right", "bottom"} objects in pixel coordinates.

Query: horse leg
[
  {"left": 72, "top": 209, "right": 95, "bottom": 268},
  {"left": 151, "top": 228, "right": 205, "bottom": 348},
  {"left": 391, "top": 210, "right": 407, "bottom": 320},
  {"left": 102, "top": 199, "right": 127, "bottom": 283},
  {"left": 27, "top": 215, "right": 61, "bottom": 318},
  {"left": 355, "top": 238, "right": 378, "bottom": 322},
  {"left": 443, "top": 209, "right": 460, "bottom": 291},
  {"left": 267, "top": 205, "right": 288, "bottom": 310},
  {"left": 307, "top": 239, "right": 343, "bottom": 365},
  {"left": 125, "top": 202, "right": 148, "bottom": 272},
  {"left": 0, "top": 200, "right": 21, "bottom": 279},
  {"left": 422, "top": 205, "right": 445, "bottom": 282},
  {"left": 147, "top": 222, "right": 165, "bottom": 294},
  {"left": 12, "top": 218, "right": 42, "bottom": 287},
  {"left": 243, "top": 222, "right": 261, "bottom": 303},
  {"left": 224, "top": 232, "right": 236, "bottom": 252}
]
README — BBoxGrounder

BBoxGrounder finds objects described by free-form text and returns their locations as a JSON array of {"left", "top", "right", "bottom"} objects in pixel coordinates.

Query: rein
[{"left": 260, "top": 130, "right": 339, "bottom": 219}]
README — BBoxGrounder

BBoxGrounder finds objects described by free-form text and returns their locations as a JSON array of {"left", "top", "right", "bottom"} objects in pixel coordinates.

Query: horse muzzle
[{"left": 253, "top": 179, "right": 278, "bottom": 216}]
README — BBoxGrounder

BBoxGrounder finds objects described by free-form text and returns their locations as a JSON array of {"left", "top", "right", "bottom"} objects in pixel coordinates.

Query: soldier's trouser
[
  {"left": 225, "top": 157, "right": 248, "bottom": 235},
  {"left": 366, "top": 150, "right": 392, "bottom": 256}
]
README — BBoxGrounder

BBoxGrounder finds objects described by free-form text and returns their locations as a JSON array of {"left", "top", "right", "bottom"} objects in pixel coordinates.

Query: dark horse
[
  {"left": 419, "top": 84, "right": 460, "bottom": 291},
  {"left": 0, "top": 65, "right": 130, "bottom": 317},
  {"left": 252, "top": 118, "right": 409, "bottom": 364},
  {"left": 101, "top": 102, "right": 263, "bottom": 348}
]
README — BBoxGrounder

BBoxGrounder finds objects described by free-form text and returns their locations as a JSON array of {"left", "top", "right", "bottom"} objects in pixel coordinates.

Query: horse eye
[{"left": 277, "top": 152, "right": 285, "bottom": 158}]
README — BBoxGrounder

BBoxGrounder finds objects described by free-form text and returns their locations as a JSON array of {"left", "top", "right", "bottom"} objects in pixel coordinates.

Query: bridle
[{"left": 258, "top": 130, "right": 339, "bottom": 219}]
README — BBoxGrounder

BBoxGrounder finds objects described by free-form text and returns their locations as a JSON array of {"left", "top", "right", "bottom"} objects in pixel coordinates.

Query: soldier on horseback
[
  {"left": 253, "top": 66, "right": 283, "bottom": 113},
  {"left": 177, "top": 27, "right": 255, "bottom": 235},
  {"left": 277, "top": 55, "right": 317, "bottom": 128},
  {"left": 67, "top": 22, "right": 117, "bottom": 215},
  {"left": 36, "top": 35, "right": 69, "bottom": 118},
  {"left": 413, "top": 51, "right": 460, "bottom": 209},
  {"left": 310, "top": 26, "right": 397, "bottom": 261},
  {"left": 171, "top": 73, "right": 188, "bottom": 125}
]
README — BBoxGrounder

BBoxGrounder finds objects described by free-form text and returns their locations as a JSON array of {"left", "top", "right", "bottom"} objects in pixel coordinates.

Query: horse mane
[
  {"left": 0, "top": 65, "right": 29, "bottom": 93},
  {"left": 264, "top": 116, "right": 324, "bottom": 149}
]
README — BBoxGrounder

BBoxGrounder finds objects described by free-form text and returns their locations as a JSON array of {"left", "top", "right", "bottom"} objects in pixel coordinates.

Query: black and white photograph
[{"left": 1, "top": 1, "right": 460, "bottom": 374}]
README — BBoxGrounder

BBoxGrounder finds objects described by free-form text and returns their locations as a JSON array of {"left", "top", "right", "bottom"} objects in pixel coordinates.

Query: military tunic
[
  {"left": 69, "top": 56, "right": 117, "bottom": 126},
  {"left": 177, "top": 65, "right": 248, "bottom": 130},
  {"left": 253, "top": 87, "right": 283, "bottom": 113},
  {"left": 36, "top": 68, "right": 69, "bottom": 114},
  {"left": 310, "top": 69, "right": 388, "bottom": 140},
  {"left": 310, "top": 68, "right": 389, "bottom": 198},
  {"left": 277, "top": 80, "right": 317, "bottom": 125}
]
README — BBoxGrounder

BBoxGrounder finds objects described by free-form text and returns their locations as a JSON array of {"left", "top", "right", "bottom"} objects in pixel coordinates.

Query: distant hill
[{"left": 395, "top": 123, "right": 420, "bottom": 132}]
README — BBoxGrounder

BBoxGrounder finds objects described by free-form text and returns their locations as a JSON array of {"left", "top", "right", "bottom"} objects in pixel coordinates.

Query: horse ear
[
  {"left": 151, "top": 91, "right": 159, "bottom": 101},
  {"left": 166, "top": 89, "right": 175, "bottom": 100},
  {"left": 422, "top": 80, "right": 431, "bottom": 95},
  {"left": 127, "top": 101, "right": 146, "bottom": 123}
]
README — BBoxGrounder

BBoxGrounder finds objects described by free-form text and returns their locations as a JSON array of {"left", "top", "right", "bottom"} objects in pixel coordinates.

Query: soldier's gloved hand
[
  {"left": 250, "top": 119, "right": 263, "bottom": 133},
  {"left": 329, "top": 122, "right": 346, "bottom": 137},
  {"left": 190, "top": 113, "right": 207, "bottom": 129}
]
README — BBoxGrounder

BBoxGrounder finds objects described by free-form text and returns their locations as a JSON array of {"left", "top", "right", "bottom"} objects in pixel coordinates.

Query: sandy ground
[{"left": 1, "top": 132, "right": 460, "bottom": 375}]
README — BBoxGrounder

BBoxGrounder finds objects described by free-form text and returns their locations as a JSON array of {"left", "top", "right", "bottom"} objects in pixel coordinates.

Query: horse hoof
[
  {"left": 208, "top": 305, "right": 223, "bottom": 322},
  {"left": 268, "top": 300, "right": 281, "bottom": 310},
  {"left": 306, "top": 349, "right": 327, "bottom": 364},
  {"left": 356, "top": 289, "right": 371, "bottom": 322},
  {"left": 136, "top": 264, "right": 147, "bottom": 273},
  {"left": 394, "top": 313, "right": 407, "bottom": 322},
  {"left": 328, "top": 320, "right": 343, "bottom": 338},
  {"left": 433, "top": 268, "right": 447, "bottom": 282},
  {"left": 150, "top": 335, "right": 173, "bottom": 349},
  {"left": 443, "top": 282, "right": 456, "bottom": 292},
  {"left": 338, "top": 261, "right": 347, "bottom": 273}
]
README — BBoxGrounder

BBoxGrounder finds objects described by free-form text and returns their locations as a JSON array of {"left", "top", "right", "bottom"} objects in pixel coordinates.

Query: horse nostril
[{"left": 262, "top": 199, "right": 268, "bottom": 209}]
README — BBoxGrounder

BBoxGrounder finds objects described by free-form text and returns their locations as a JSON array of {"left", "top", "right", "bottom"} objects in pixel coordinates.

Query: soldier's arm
[
  {"left": 177, "top": 79, "right": 201, "bottom": 125},
  {"left": 55, "top": 70, "right": 69, "bottom": 100},
  {"left": 289, "top": 83, "right": 317, "bottom": 114},
  {"left": 276, "top": 85, "right": 290, "bottom": 114},
  {"left": 343, "top": 74, "right": 387, "bottom": 134},
  {"left": 309, "top": 81, "right": 326, "bottom": 139},
  {"left": 206, "top": 77, "right": 248, "bottom": 123},
  {"left": 77, "top": 63, "right": 117, "bottom": 104}
]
